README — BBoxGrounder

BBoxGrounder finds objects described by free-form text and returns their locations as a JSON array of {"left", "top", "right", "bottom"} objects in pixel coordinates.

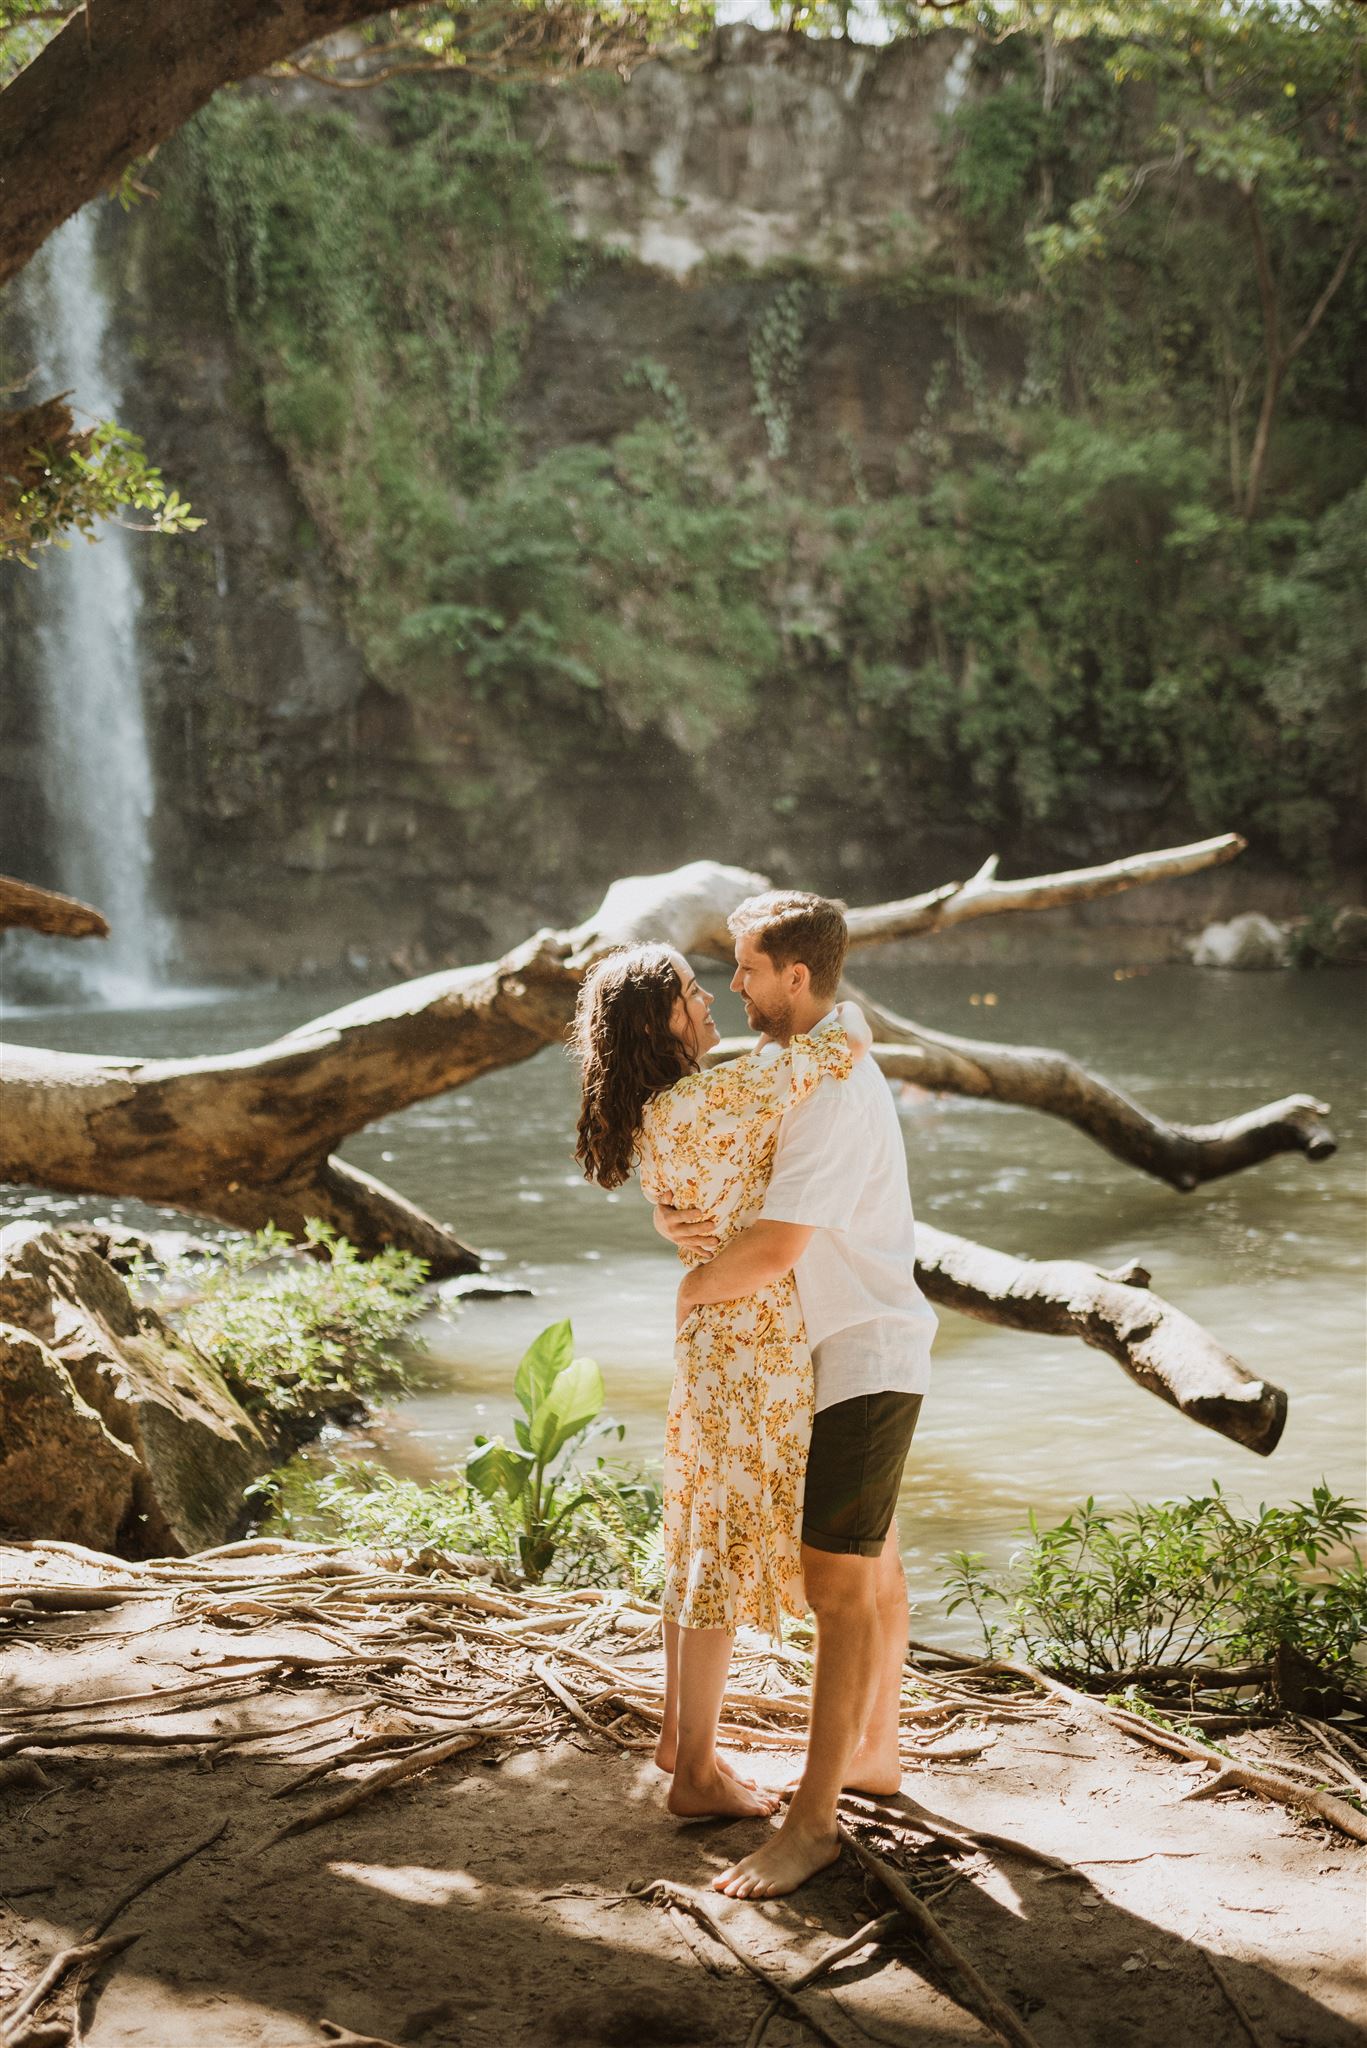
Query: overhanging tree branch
[{"left": 0, "top": 0, "right": 667, "bottom": 293}]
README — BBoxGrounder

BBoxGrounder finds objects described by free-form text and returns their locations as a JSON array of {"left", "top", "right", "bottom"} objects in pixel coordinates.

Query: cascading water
[{"left": 5, "top": 206, "right": 170, "bottom": 1005}]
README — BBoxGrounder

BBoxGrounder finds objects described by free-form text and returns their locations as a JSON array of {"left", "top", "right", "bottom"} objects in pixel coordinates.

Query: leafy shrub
[
  {"left": 157, "top": 1223, "right": 429, "bottom": 1422},
  {"left": 941, "top": 1484, "right": 1367, "bottom": 1686}
]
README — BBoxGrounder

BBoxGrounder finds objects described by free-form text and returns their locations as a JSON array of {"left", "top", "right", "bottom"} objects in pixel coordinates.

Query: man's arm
[{"left": 676, "top": 1219, "right": 814, "bottom": 1327}]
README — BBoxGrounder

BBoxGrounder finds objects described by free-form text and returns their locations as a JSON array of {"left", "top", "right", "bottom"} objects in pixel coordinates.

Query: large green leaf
[
  {"left": 514, "top": 1319, "right": 574, "bottom": 1421},
  {"left": 527, "top": 1356, "right": 604, "bottom": 1465},
  {"left": 465, "top": 1438, "right": 534, "bottom": 1503}
]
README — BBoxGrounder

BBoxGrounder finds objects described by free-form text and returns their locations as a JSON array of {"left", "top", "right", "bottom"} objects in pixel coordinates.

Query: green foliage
[
  {"left": 1, "top": 408, "right": 202, "bottom": 565},
  {"left": 167, "top": 16, "right": 1363, "bottom": 875},
  {"left": 465, "top": 1317, "right": 657, "bottom": 1582},
  {"left": 749, "top": 279, "right": 809, "bottom": 461},
  {"left": 946, "top": 70, "right": 1051, "bottom": 235},
  {"left": 158, "top": 1223, "right": 429, "bottom": 1422},
  {"left": 258, "top": 1455, "right": 664, "bottom": 1593},
  {"left": 182, "top": 85, "right": 567, "bottom": 646},
  {"left": 941, "top": 1483, "right": 1367, "bottom": 1689},
  {"left": 254, "top": 1315, "right": 664, "bottom": 1590}
]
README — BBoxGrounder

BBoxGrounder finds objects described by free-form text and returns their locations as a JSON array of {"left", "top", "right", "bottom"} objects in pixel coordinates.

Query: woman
[{"left": 573, "top": 942, "right": 869, "bottom": 1819}]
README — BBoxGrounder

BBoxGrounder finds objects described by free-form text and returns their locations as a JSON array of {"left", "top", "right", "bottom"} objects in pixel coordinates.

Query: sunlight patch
[{"left": 329, "top": 1861, "right": 481, "bottom": 1902}]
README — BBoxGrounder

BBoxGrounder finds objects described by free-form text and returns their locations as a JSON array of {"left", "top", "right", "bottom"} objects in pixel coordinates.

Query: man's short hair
[{"left": 727, "top": 890, "right": 849, "bottom": 1001}]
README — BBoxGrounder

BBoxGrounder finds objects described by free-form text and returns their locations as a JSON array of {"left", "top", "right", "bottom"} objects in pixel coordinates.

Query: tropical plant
[
  {"left": 465, "top": 1317, "right": 656, "bottom": 1581},
  {"left": 256, "top": 1454, "right": 664, "bottom": 1593}
]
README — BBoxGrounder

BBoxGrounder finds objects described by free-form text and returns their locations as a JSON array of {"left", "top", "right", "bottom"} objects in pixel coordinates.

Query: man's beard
[{"left": 746, "top": 993, "right": 796, "bottom": 1043}]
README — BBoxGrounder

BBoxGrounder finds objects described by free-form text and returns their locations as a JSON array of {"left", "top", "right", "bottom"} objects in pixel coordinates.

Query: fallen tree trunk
[
  {"left": 709, "top": 1029, "right": 1335, "bottom": 1193},
  {"left": 0, "top": 925, "right": 583, "bottom": 1277},
  {"left": 2, "top": 848, "right": 1331, "bottom": 1262},
  {"left": 0, "top": 846, "right": 1323, "bottom": 1444},
  {"left": 0, "top": 874, "right": 109, "bottom": 941},
  {"left": 913, "top": 1227, "right": 1285, "bottom": 1455}
]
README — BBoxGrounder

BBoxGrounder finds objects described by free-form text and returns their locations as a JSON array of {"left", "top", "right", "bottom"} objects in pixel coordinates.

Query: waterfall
[{"left": 8, "top": 207, "right": 170, "bottom": 1005}]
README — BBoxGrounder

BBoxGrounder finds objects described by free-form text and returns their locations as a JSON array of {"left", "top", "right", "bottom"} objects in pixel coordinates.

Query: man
[{"left": 655, "top": 890, "right": 937, "bottom": 1899}]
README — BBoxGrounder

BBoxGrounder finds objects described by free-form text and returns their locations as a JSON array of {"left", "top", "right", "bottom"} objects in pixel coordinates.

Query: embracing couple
[{"left": 573, "top": 891, "right": 937, "bottom": 1900}]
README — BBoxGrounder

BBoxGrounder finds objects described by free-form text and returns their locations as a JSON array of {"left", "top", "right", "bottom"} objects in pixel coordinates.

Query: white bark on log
[
  {"left": 0, "top": 928, "right": 583, "bottom": 1275},
  {"left": 0, "top": 874, "right": 109, "bottom": 940},
  {"left": 842, "top": 834, "right": 1247, "bottom": 946},
  {"left": 913, "top": 1225, "right": 1286, "bottom": 1457}
]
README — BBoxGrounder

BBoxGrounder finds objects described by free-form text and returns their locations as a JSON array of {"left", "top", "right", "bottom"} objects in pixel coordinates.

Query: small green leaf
[
  {"left": 528, "top": 1356, "right": 605, "bottom": 1464},
  {"left": 514, "top": 1319, "right": 574, "bottom": 1420},
  {"left": 465, "top": 1438, "right": 534, "bottom": 1502}
]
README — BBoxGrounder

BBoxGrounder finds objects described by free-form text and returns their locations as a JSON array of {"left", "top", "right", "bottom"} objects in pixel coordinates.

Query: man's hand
[
  {"left": 676, "top": 1273, "right": 700, "bottom": 1332},
  {"left": 653, "top": 1192, "right": 719, "bottom": 1261}
]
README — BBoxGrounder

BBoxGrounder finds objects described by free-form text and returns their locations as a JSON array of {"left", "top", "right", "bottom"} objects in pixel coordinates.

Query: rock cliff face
[
  {"left": 1, "top": 29, "right": 1348, "bottom": 982},
  {"left": 537, "top": 26, "right": 976, "bottom": 280}
]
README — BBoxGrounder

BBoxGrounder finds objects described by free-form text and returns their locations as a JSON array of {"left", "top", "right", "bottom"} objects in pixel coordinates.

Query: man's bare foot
[
  {"left": 712, "top": 1817, "right": 841, "bottom": 1897},
  {"left": 655, "top": 1739, "right": 760, "bottom": 1792},
  {"left": 667, "top": 1767, "right": 780, "bottom": 1820},
  {"left": 782, "top": 1747, "right": 902, "bottom": 1800}
]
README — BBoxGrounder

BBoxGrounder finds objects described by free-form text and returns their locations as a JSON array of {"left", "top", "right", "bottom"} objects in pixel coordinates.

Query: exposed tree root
[
  {"left": 638, "top": 1882, "right": 851, "bottom": 2048},
  {"left": 843, "top": 1835, "right": 1045, "bottom": 2048},
  {"left": 0, "top": 1822, "right": 226, "bottom": 2045},
  {"left": 973, "top": 1660, "right": 1367, "bottom": 1844}
]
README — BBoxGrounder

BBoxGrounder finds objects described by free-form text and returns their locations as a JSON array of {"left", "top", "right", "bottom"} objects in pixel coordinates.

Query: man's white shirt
[{"left": 759, "top": 1014, "right": 936, "bottom": 1413}]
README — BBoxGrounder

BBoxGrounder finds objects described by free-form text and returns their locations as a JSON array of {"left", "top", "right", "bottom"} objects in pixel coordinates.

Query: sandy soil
[{"left": 1, "top": 1549, "right": 1363, "bottom": 2048}]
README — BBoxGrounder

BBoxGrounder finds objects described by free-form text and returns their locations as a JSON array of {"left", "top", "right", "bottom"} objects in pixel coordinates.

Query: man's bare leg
[
  {"left": 713, "top": 1547, "right": 880, "bottom": 1894},
  {"left": 781, "top": 1529, "right": 907, "bottom": 1798},
  {"left": 667, "top": 1623, "right": 779, "bottom": 1819},
  {"left": 656, "top": 1618, "right": 760, "bottom": 1790},
  {"left": 843, "top": 1528, "right": 908, "bottom": 1793}
]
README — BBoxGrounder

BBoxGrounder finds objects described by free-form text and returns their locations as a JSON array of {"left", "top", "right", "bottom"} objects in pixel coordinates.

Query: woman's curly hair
[{"left": 571, "top": 944, "right": 689, "bottom": 1189}]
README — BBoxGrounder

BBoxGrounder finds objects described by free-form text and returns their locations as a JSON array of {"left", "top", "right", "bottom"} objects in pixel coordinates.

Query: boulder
[
  {"left": 1188, "top": 913, "right": 1291, "bottom": 970},
  {"left": 0, "top": 1325, "right": 141, "bottom": 1548},
  {"left": 0, "top": 1224, "right": 268, "bottom": 1557},
  {"left": 1331, "top": 906, "right": 1367, "bottom": 965}
]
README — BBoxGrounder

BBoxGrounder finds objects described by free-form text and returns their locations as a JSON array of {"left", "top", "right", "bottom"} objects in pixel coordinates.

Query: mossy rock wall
[{"left": 5, "top": 25, "right": 1360, "bottom": 978}]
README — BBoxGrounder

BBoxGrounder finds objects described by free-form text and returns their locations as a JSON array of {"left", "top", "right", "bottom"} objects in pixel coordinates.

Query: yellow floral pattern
[{"left": 637, "top": 1027, "right": 854, "bottom": 1637}]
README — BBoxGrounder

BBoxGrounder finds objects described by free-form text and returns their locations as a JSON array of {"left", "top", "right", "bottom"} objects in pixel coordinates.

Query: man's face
[{"left": 730, "top": 932, "right": 797, "bottom": 1041}]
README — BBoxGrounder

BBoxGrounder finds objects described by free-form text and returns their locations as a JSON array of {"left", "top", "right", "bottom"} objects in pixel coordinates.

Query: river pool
[{"left": 3, "top": 961, "right": 1364, "bottom": 1624}]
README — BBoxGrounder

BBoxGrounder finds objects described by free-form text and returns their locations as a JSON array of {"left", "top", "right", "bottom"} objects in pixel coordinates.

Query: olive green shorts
[{"left": 801, "top": 1391, "right": 923, "bottom": 1559}]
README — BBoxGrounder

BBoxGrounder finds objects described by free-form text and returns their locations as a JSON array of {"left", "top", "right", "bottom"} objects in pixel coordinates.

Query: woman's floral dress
[{"left": 637, "top": 1025, "right": 854, "bottom": 1638}]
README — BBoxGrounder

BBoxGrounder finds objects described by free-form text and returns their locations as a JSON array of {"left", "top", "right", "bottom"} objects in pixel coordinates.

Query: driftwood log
[
  {"left": 0, "top": 874, "right": 109, "bottom": 941},
  {"left": 0, "top": 842, "right": 1330, "bottom": 1452},
  {"left": 914, "top": 1229, "right": 1284, "bottom": 1454}
]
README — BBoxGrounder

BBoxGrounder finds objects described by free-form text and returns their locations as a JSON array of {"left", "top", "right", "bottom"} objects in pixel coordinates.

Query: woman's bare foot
[
  {"left": 655, "top": 1739, "right": 760, "bottom": 1792},
  {"left": 667, "top": 1766, "right": 780, "bottom": 1820},
  {"left": 712, "top": 1816, "right": 841, "bottom": 1897}
]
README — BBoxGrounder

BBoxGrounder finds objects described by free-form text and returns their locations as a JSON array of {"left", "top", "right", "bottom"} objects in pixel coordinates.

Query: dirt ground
[{"left": 1, "top": 1545, "right": 1363, "bottom": 2048}]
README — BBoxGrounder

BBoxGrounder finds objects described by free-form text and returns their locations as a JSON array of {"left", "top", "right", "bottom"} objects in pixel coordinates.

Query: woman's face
[{"left": 666, "top": 950, "right": 720, "bottom": 1062}]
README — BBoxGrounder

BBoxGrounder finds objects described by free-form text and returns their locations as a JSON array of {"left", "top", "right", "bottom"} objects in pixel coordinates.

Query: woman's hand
[
  {"left": 654, "top": 1193, "right": 719, "bottom": 1260},
  {"left": 835, "top": 1000, "right": 873, "bottom": 1062}
]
